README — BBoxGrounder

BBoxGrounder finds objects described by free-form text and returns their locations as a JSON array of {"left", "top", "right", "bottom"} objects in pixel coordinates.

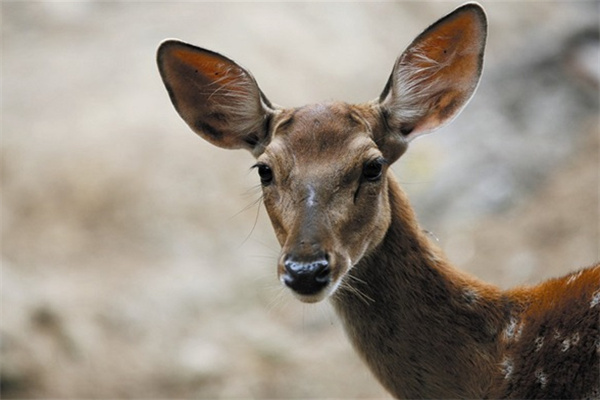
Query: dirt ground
[{"left": 2, "top": 1, "right": 599, "bottom": 398}]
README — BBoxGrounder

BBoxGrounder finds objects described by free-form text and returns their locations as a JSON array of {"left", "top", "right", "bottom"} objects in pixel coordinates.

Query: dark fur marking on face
[
  {"left": 196, "top": 120, "right": 222, "bottom": 139},
  {"left": 208, "top": 111, "right": 228, "bottom": 122},
  {"left": 244, "top": 132, "right": 260, "bottom": 147}
]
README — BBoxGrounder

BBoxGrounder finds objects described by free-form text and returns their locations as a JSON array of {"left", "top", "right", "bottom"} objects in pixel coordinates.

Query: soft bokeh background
[{"left": 2, "top": 1, "right": 598, "bottom": 398}]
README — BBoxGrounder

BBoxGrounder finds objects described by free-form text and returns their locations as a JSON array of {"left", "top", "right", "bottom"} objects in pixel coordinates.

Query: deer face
[
  {"left": 255, "top": 104, "right": 398, "bottom": 302},
  {"left": 157, "top": 4, "right": 486, "bottom": 303}
]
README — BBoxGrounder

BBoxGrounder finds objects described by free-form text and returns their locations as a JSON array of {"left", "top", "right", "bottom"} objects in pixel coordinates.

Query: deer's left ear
[
  {"left": 157, "top": 40, "right": 275, "bottom": 156},
  {"left": 378, "top": 3, "right": 487, "bottom": 153}
]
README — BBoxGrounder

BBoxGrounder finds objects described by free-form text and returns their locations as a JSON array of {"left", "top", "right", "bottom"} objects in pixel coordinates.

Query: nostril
[
  {"left": 284, "top": 259, "right": 305, "bottom": 275},
  {"left": 314, "top": 261, "right": 331, "bottom": 284}
]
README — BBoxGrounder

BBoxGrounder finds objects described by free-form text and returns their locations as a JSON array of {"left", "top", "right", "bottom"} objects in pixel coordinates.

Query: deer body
[{"left": 157, "top": 3, "right": 600, "bottom": 398}]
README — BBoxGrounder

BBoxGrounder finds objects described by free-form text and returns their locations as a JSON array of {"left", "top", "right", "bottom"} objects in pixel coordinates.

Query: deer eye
[
  {"left": 255, "top": 163, "right": 274, "bottom": 185},
  {"left": 362, "top": 158, "right": 386, "bottom": 182}
]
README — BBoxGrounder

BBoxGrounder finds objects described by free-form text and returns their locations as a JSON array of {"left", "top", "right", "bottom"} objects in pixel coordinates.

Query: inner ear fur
[
  {"left": 379, "top": 3, "right": 487, "bottom": 146},
  {"left": 157, "top": 40, "right": 274, "bottom": 154}
]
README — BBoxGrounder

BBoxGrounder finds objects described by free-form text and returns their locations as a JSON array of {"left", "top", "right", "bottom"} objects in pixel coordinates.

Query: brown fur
[{"left": 157, "top": 3, "right": 600, "bottom": 398}]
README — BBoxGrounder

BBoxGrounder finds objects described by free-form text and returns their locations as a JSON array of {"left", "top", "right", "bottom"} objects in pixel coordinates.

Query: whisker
[
  {"left": 248, "top": 237, "right": 281, "bottom": 255},
  {"left": 340, "top": 274, "right": 375, "bottom": 306},
  {"left": 231, "top": 196, "right": 264, "bottom": 249},
  {"left": 265, "top": 284, "right": 292, "bottom": 316},
  {"left": 228, "top": 192, "right": 263, "bottom": 221}
]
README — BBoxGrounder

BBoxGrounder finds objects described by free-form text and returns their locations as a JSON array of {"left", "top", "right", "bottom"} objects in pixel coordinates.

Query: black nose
[{"left": 282, "top": 256, "right": 331, "bottom": 295}]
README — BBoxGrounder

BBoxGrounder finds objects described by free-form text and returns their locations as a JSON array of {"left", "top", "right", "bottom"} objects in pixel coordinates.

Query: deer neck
[{"left": 331, "top": 174, "right": 514, "bottom": 399}]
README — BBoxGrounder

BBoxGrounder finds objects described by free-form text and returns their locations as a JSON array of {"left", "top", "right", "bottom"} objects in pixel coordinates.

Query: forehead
[{"left": 266, "top": 102, "right": 381, "bottom": 163}]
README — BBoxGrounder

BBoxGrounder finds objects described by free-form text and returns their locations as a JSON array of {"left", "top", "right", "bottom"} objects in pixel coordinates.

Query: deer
[{"left": 156, "top": 3, "right": 600, "bottom": 398}]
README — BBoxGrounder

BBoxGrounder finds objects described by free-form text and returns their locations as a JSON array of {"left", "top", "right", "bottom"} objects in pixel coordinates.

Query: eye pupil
[
  {"left": 363, "top": 159, "right": 384, "bottom": 181},
  {"left": 257, "top": 164, "right": 273, "bottom": 185}
]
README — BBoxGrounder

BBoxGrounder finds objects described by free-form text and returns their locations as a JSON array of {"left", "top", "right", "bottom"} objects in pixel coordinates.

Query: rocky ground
[{"left": 2, "top": 2, "right": 598, "bottom": 398}]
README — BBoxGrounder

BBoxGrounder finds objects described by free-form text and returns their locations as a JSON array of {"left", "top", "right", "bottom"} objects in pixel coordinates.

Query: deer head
[{"left": 157, "top": 3, "right": 487, "bottom": 303}]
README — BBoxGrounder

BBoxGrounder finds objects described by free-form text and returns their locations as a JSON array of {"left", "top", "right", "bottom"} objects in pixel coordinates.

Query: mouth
[{"left": 282, "top": 277, "right": 342, "bottom": 303}]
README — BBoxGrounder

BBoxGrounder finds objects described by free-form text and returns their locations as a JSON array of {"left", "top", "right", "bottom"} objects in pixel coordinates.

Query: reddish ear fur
[
  {"left": 157, "top": 40, "right": 274, "bottom": 154},
  {"left": 379, "top": 3, "right": 487, "bottom": 143}
]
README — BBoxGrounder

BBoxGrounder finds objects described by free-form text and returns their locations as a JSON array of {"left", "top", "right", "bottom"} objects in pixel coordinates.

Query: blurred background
[{"left": 2, "top": 1, "right": 598, "bottom": 398}]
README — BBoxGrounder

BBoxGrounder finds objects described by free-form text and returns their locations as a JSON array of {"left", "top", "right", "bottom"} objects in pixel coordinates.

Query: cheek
[
  {"left": 262, "top": 190, "right": 296, "bottom": 247},
  {"left": 336, "top": 186, "right": 390, "bottom": 260},
  {"left": 262, "top": 193, "right": 286, "bottom": 246}
]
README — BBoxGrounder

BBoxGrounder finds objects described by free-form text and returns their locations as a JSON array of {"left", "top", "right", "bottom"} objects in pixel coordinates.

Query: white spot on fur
[
  {"left": 534, "top": 336, "right": 544, "bottom": 352},
  {"left": 560, "top": 333, "right": 580, "bottom": 353},
  {"left": 560, "top": 333, "right": 582, "bottom": 352},
  {"left": 306, "top": 185, "right": 316, "bottom": 207},
  {"left": 463, "top": 288, "right": 479, "bottom": 305},
  {"left": 535, "top": 369, "right": 548, "bottom": 388},
  {"left": 501, "top": 358, "right": 514, "bottom": 380},
  {"left": 504, "top": 317, "right": 522, "bottom": 341},
  {"left": 516, "top": 323, "right": 524, "bottom": 340},
  {"left": 504, "top": 318, "right": 517, "bottom": 340},
  {"left": 553, "top": 328, "right": 562, "bottom": 340},
  {"left": 561, "top": 338, "right": 571, "bottom": 352},
  {"left": 591, "top": 290, "right": 600, "bottom": 308}
]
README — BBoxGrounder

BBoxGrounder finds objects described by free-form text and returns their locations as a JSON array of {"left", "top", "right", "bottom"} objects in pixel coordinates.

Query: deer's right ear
[{"left": 157, "top": 40, "right": 275, "bottom": 155}]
